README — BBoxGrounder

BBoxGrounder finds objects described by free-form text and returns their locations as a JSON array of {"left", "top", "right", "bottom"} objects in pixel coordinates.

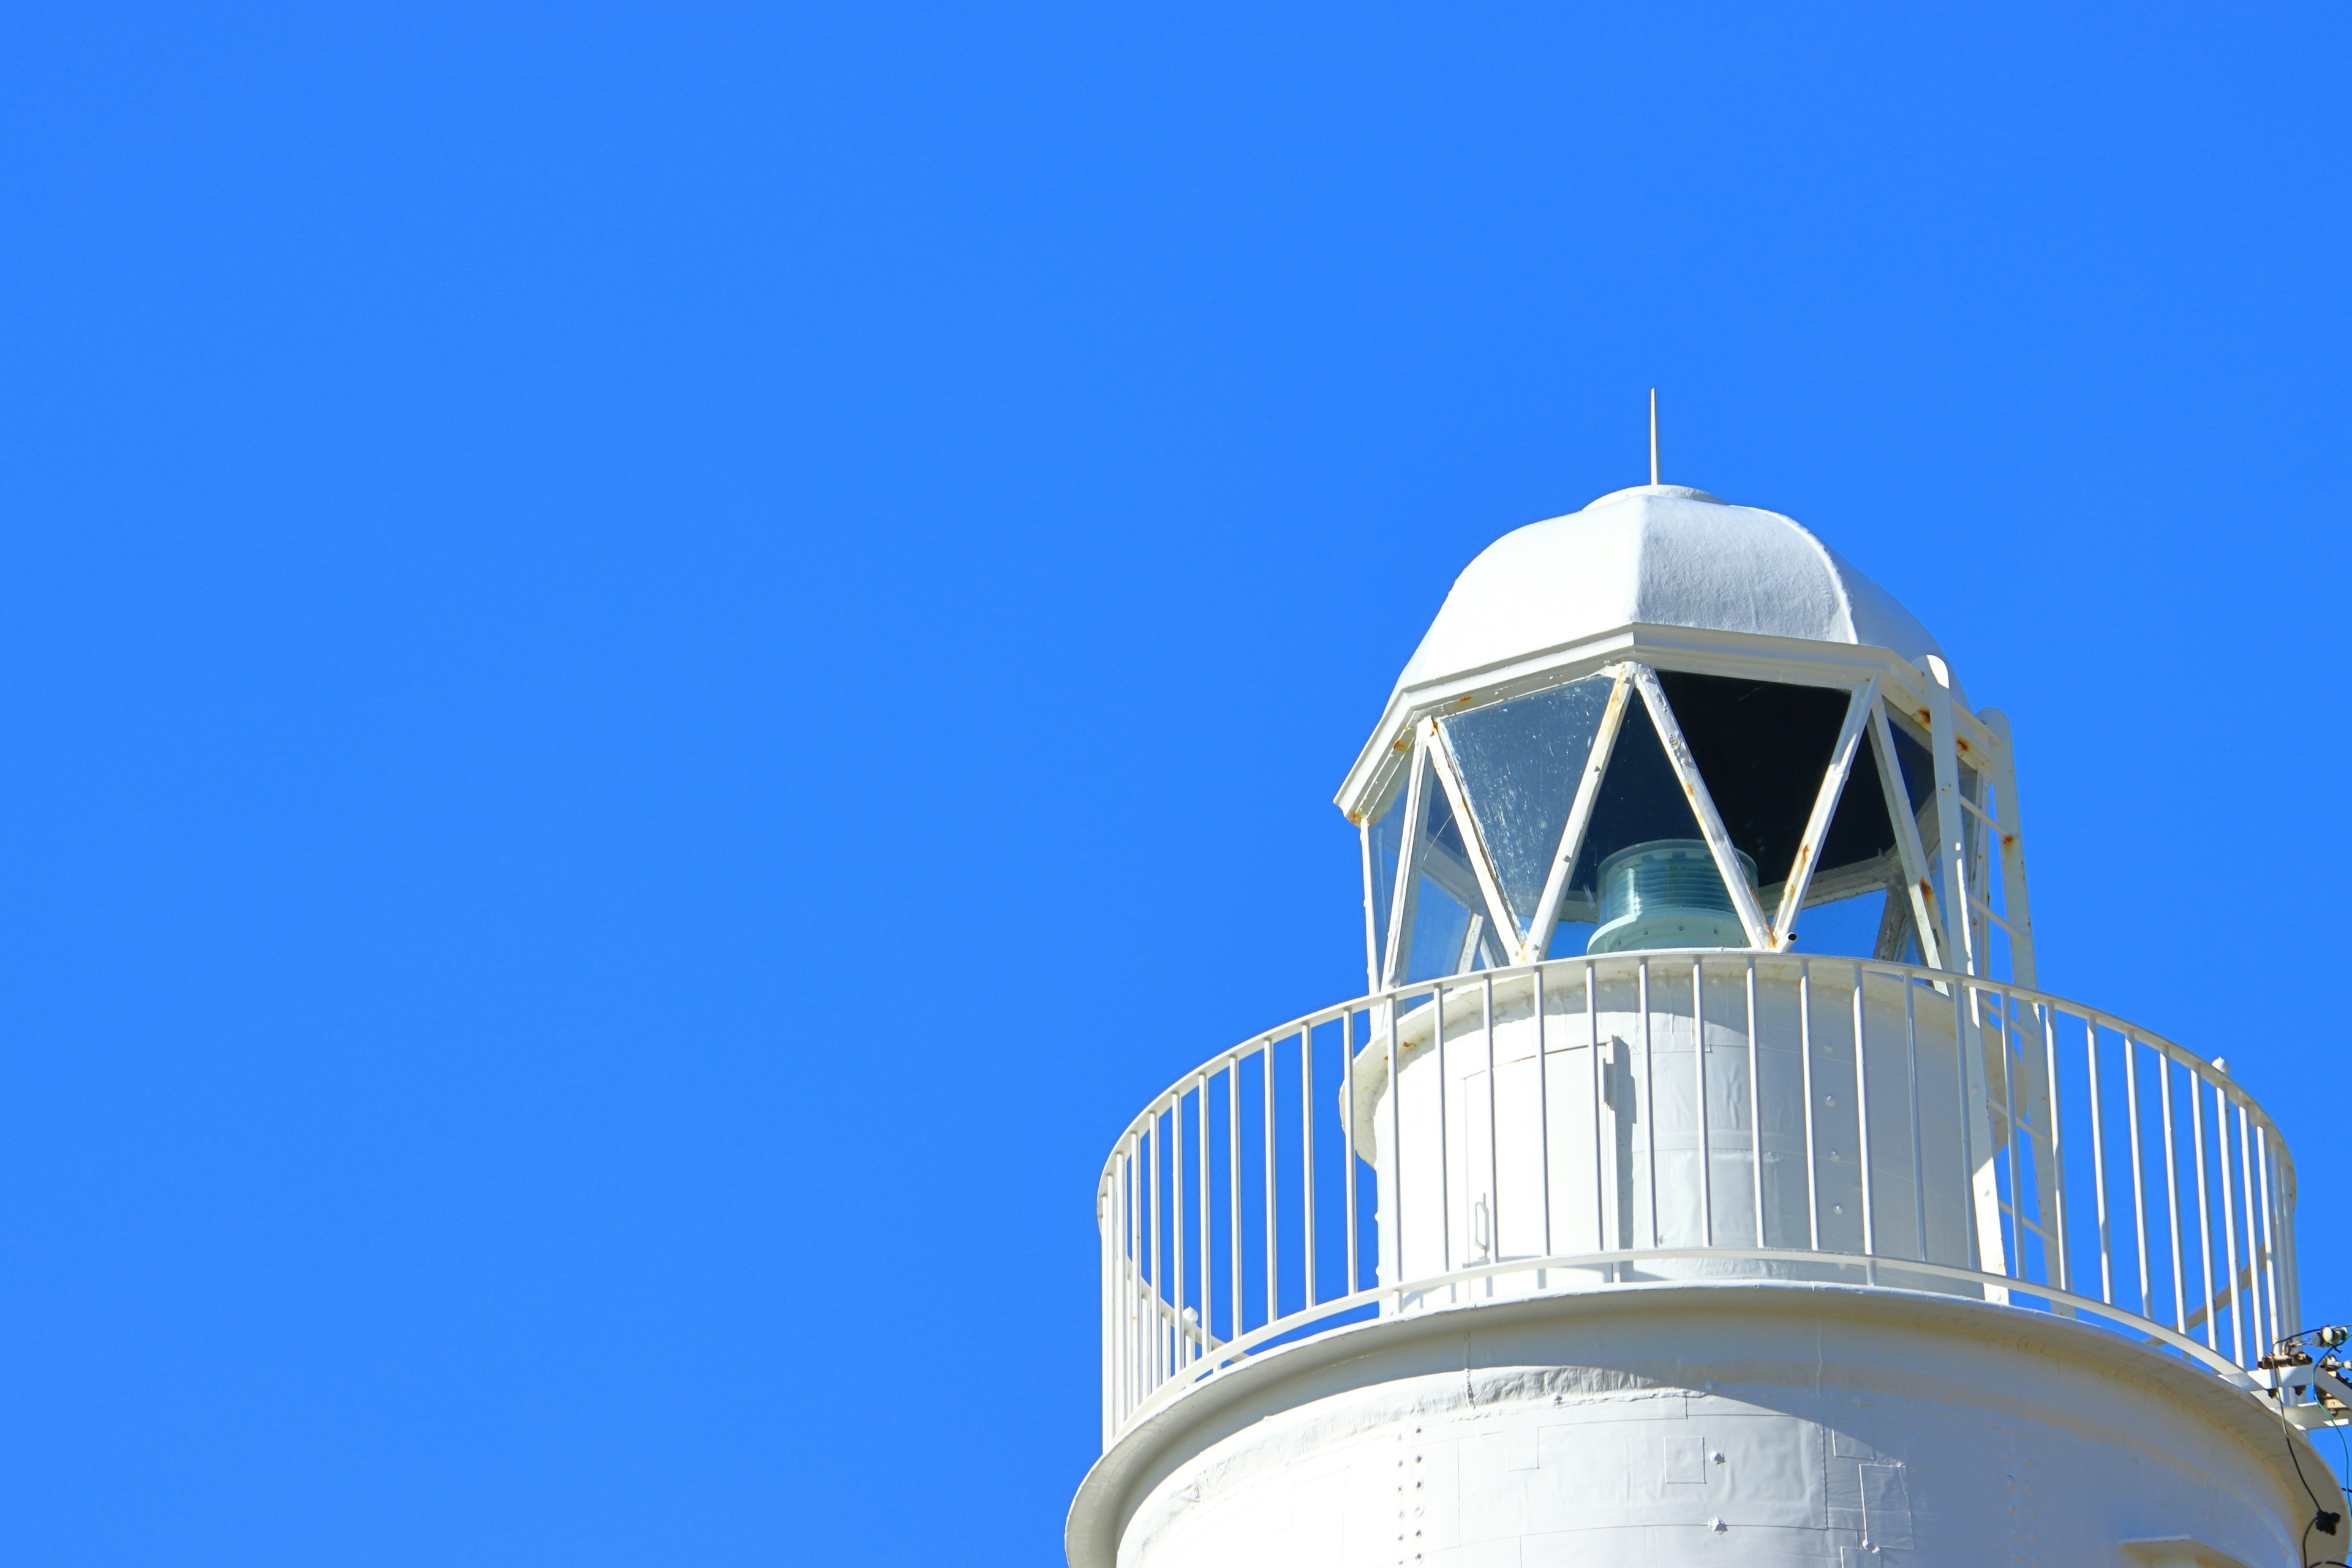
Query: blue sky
[{"left": 0, "top": 3, "right": 2346, "bottom": 1562}]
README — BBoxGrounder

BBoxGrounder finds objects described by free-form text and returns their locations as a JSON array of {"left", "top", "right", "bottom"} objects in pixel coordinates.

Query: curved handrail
[
  {"left": 1095, "top": 950, "right": 2301, "bottom": 1446},
  {"left": 1118, "top": 1247, "right": 2261, "bottom": 1436},
  {"left": 1098, "top": 954, "right": 2290, "bottom": 1187}
]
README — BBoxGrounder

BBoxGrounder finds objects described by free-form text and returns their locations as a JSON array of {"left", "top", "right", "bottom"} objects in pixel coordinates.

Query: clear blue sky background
[{"left": 1, "top": 4, "right": 2346, "bottom": 1562}]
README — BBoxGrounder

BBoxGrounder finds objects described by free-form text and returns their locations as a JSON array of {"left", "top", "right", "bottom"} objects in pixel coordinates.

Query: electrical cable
[{"left": 2274, "top": 1384, "right": 2349, "bottom": 1567}]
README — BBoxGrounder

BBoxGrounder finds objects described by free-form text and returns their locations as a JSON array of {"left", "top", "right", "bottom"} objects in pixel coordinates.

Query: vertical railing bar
[
  {"left": 1438, "top": 983, "right": 1452, "bottom": 1284},
  {"left": 1120, "top": 1143, "right": 1134, "bottom": 1426},
  {"left": 2215, "top": 1080, "right": 2242, "bottom": 1366},
  {"left": 1587, "top": 960, "right": 1603, "bottom": 1266},
  {"left": 1482, "top": 974, "right": 1498, "bottom": 1287},
  {"left": 1747, "top": 956, "right": 1765, "bottom": 1249},
  {"left": 2041, "top": 1001, "right": 2070, "bottom": 1295},
  {"left": 1854, "top": 962, "right": 1875, "bottom": 1263},
  {"left": 1099, "top": 1182, "right": 1110, "bottom": 1443},
  {"left": 1906, "top": 972, "right": 1927, "bottom": 1264},
  {"left": 1343, "top": 1010, "right": 1359, "bottom": 1297},
  {"left": 1129, "top": 1152, "right": 1144, "bottom": 1415},
  {"left": 1171, "top": 1088, "right": 1186, "bottom": 1366},
  {"left": 2256, "top": 1124, "right": 2282, "bottom": 1357},
  {"left": 1129, "top": 1145, "right": 1144, "bottom": 1415},
  {"left": 1127, "top": 1153, "right": 1140, "bottom": 1423},
  {"left": 2157, "top": 1042, "right": 2185, "bottom": 1335},
  {"left": 1535, "top": 963, "right": 1551, "bottom": 1270},
  {"left": 1998, "top": 992, "right": 2023, "bottom": 1284},
  {"left": 1262, "top": 1042, "right": 1278, "bottom": 1332},
  {"left": 2188, "top": 1061, "right": 2215, "bottom": 1351},
  {"left": 1300, "top": 1027, "right": 1316, "bottom": 1308},
  {"left": 1099, "top": 1165, "right": 1112, "bottom": 1435},
  {"left": 1226, "top": 1062, "right": 1241, "bottom": 1340},
  {"left": 2238, "top": 1104, "right": 2263, "bottom": 1362},
  {"left": 1196, "top": 1072, "right": 1212, "bottom": 1360},
  {"left": 1388, "top": 997, "right": 1403, "bottom": 1313},
  {"left": 1147, "top": 1113, "right": 1161, "bottom": 1390},
  {"left": 2084, "top": 1013, "right": 2112, "bottom": 1306},
  {"left": 1953, "top": 974, "right": 1980, "bottom": 1275},
  {"left": 1799, "top": 960, "right": 1819, "bottom": 1253},
  {"left": 1694, "top": 956, "right": 1712, "bottom": 1248},
  {"left": 1110, "top": 1147, "right": 1125, "bottom": 1424},
  {"left": 1642, "top": 959, "right": 1659, "bottom": 1250},
  {"left": 2124, "top": 1035, "right": 2150, "bottom": 1318}
]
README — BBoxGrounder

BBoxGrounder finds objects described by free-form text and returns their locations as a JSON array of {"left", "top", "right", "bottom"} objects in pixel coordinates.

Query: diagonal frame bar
[
  {"left": 1869, "top": 697, "right": 1945, "bottom": 971},
  {"left": 1427, "top": 718, "right": 1524, "bottom": 961},
  {"left": 1629, "top": 663, "right": 1771, "bottom": 949},
  {"left": 1770, "top": 674, "right": 1880, "bottom": 951},
  {"left": 1520, "top": 666, "right": 1634, "bottom": 963}
]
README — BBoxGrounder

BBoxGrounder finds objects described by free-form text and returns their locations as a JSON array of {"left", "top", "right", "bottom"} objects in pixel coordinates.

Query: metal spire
[{"left": 1648, "top": 388, "right": 1660, "bottom": 486}]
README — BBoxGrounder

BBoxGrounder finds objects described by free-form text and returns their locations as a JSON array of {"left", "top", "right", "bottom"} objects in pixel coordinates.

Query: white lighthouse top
[{"left": 1391, "top": 483, "right": 1945, "bottom": 700}]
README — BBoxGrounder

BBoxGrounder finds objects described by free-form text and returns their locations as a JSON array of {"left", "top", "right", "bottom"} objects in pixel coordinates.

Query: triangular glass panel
[
  {"left": 1654, "top": 671, "right": 1852, "bottom": 900},
  {"left": 1361, "top": 766, "right": 1411, "bottom": 982},
  {"left": 1437, "top": 674, "right": 1615, "bottom": 937},
  {"left": 1566, "top": 692, "right": 1755, "bottom": 954},
  {"left": 1403, "top": 873, "right": 1510, "bottom": 982},
  {"left": 1402, "top": 769, "right": 1508, "bottom": 981}
]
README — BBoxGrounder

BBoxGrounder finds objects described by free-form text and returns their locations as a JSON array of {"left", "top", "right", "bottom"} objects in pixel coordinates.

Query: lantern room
[{"left": 1337, "top": 483, "right": 2035, "bottom": 992}]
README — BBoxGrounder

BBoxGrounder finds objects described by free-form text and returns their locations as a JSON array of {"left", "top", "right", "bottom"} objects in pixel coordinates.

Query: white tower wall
[
  {"left": 1355, "top": 963, "right": 1987, "bottom": 1313},
  {"left": 1080, "top": 1286, "right": 2312, "bottom": 1568}
]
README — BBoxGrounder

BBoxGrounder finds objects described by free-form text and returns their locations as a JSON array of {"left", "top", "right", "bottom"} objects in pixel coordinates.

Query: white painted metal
[
  {"left": 1869, "top": 698, "right": 1945, "bottom": 971},
  {"left": 1077, "top": 479, "right": 2326, "bottom": 1568},
  {"left": 1093, "top": 953, "right": 2298, "bottom": 1442}
]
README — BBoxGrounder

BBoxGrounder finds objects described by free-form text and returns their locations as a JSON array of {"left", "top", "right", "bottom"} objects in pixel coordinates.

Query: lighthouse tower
[{"left": 1066, "top": 480, "right": 2339, "bottom": 1568}]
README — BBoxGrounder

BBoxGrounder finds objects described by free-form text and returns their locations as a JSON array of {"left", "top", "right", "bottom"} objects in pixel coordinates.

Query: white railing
[{"left": 1096, "top": 952, "right": 2300, "bottom": 1447}]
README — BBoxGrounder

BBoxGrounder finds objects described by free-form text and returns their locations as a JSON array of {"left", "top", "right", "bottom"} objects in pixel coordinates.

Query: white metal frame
[
  {"left": 1355, "top": 643, "right": 2034, "bottom": 992},
  {"left": 1096, "top": 954, "right": 2302, "bottom": 1447}
]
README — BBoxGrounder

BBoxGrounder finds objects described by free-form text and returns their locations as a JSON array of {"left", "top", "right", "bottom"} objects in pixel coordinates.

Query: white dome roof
[{"left": 1392, "top": 484, "right": 1944, "bottom": 697}]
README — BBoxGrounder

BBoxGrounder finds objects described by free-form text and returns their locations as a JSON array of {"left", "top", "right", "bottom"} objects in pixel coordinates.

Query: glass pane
[
  {"left": 1438, "top": 675, "right": 1616, "bottom": 935},
  {"left": 1404, "top": 873, "right": 1477, "bottom": 982},
  {"left": 1362, "top": 767, "right": 1409, "bottom": 979},
  {"left": 1785, "top": 886, "right": 1893, "bottom": 959},
  {"left": 1568, "top": 693, "right": 1708, "bottom": 894},
  {"left": 1567, "top": 697, "right": 1755, "bottom": 953},
  {"left": 1544, "top": 918, "right": 1597, "bottom": 959},
  {"left": 1654, "top": 671, "right": 1850, "bottom": 897},
  {"left": 1398, "top": 763, "right": 1504, "bottom": 982}
]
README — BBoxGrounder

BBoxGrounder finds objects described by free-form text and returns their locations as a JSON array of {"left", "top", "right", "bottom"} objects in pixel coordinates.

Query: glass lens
[{"left": 1438, "top": 675, "right": 1615, "bottom": 936}]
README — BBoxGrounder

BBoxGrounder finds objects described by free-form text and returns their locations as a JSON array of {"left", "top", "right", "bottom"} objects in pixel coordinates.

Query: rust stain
[
  {"left": 1796, "top": 845, "right": 1812, "bottom": 864},
  {"left": 1392, "top": 736, "right": 1410, "bottom": 754},
  {"left": 2002, "top": 833, "right": 2017, "bottom": 849},
  {"left": 1347, "top": 811, "right": 1362, "bottom": 825},
  {"left": 1956, "top": 736, "right": 1972, "bottom": 755},
  {"left": 1915, "top": 708, "right": 1932, "bottom": 728},
  {"left": 1918, "top": 879, "right": 1934, "bottom": 897}
]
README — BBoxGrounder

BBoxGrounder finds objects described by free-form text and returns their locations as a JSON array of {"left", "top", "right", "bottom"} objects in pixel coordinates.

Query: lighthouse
[{"left": 1066, "top": 478, "right": 2341, "bottom": 1567}]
